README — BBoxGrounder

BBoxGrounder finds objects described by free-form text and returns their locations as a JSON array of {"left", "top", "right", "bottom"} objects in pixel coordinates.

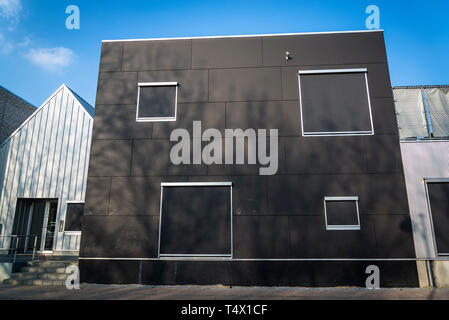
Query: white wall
[
  {"left": 400, "top": 140, "right": 449, "bottom": 259},
  {"left": 0, "top": 85, "right": 93, "bottom": 252}
]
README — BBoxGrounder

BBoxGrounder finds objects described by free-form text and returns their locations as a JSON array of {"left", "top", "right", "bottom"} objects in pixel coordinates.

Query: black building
[{"left": 80, "top": 30, "right": 419, "bottom": 287}]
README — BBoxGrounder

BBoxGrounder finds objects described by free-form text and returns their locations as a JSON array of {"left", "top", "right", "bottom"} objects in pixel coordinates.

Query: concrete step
[
  {"left": 9, "top": 272, "right": 68, "bottom": 281},
  {"left": 3, "top": 278, "right": 66, "bottom": 286},
  {"left": 27, "top": 260, "right": 77, "bottom": 268},
  {"left": 19, "top": 266, "right": 68, "bottom": 273}
]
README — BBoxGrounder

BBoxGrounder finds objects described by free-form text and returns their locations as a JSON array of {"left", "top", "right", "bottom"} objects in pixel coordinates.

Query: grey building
[
  {"left": 0, "top": 86, "right": 36, "bottom": 144},
  {"left": 394, "top": 86, "right": 449, "bottom": 287},
  {"left": 80, "top": 30, "right": 419, "bottom": 287},
  {"left": 0, "top": 84, "right": 94, "bottom": 258}
]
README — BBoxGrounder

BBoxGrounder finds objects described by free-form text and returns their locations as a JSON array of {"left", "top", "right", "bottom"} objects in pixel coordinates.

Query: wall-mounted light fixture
[{"left": 285, "top": 51, "right": 292, "bottom": 60}]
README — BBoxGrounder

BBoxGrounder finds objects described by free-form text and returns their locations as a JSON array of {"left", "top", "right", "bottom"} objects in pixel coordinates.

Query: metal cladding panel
[
  {"left": 393, "top": 88, "right": 429, "bottom": 139},
  {"left": 82, "top": 31, "right": 416, "bottom": 285},
  {"left": 424, "top": 88, "right": 449, "bottom": 138},
  {"left": 0, "top": 85, "right": 93, "bottom": 252}
]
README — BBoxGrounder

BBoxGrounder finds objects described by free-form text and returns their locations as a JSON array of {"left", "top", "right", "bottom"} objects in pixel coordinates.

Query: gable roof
[
  {"left": 0, "top": 85, "right": 36, "bottom": 144},
  {"left": 0, "top": 84, "right": 94, "bottom": 148}
]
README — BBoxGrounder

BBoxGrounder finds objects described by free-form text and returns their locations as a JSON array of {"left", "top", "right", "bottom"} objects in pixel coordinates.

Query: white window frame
[
  {"left": 324, "top": 196, "right": 361, "bottom": 231},
  {"left": 136, "top": 82, "right": 178, "bottom": 122},
  {"left": 158, "top": 182, "right": 233, "bottom": 259},
  {"left": 298, "top": 68, "right": 375, "bottom": 137}
]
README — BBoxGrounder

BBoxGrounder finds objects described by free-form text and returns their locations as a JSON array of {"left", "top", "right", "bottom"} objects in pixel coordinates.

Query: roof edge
[
  {"left": 0, "top": 85, "right": 36, "bottom": 109},
  {"left": 102, "top": 29, "right": 384, "bottom": 43},
  {"left": 0, "top": 84, "right": 93, "bottom": 149}
]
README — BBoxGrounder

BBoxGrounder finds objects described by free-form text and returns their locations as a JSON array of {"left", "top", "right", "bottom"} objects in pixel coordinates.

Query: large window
[
  {"left": 324, "top": 196, "right": 360, "bottom": 230},
  {"left": 298, "top": 69, "right": 374, "bottom": 136},
  {"left": 425, "top": 179, "right": 449, "bottom": 256},
  {"left": 158, "top": 182, "right": 232, "bottom": 258},
  {"left": 136, "top": 82, "right": 178, "bottom": 122}
]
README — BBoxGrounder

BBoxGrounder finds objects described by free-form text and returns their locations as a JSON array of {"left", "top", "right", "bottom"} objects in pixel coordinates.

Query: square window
[
  {"left": 298, "top": 69, "right": 374, "bottom": 136},
  {"left": 324, "top": 196, "right": 360, "bottom": 230},
  {"left": 136, "top": 82, "right": 178, "bottom": 122},
  {"left": 159, "top": 182, "right": 232, "bottom": 258}
]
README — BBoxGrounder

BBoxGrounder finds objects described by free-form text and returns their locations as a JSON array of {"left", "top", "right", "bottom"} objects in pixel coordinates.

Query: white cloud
[
  {"left": 25, "top": 47, "right": 75, "bottom": 71},
  {"left": 0, "top": 0, "right": 21, "bottom": 21},
  {"left": 0, "top": 32, "right": 29, "bottom": 54}
]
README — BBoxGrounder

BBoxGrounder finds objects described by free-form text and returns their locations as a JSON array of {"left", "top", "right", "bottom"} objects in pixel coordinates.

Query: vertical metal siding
[{"left": 0, "top": 85, "right": 93, "bottom": 252}]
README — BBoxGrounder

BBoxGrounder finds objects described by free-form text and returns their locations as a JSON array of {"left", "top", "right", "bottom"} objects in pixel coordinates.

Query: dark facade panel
[
  {"left": 131, "top": 139, "right": 207, "bottom": 176},
  {"left": 192, "top": 37, "right": 263, "bottom": 68},
  {"left": 108, "top": 176, "right": 184, "bottom": 216},
  {"left": 226, "top": 100, "right": 301, "bottom": 137},
  {"left": 93, "top": 104, "right": 152, "bottom": 140},
  {"left": 89, "top": 139, "right": 133, "bottom": 177},
  {"left": 184, "top": 175, "right": 268, "bottom": 216},
  {"left": 96, "top": 72, "right": 138, "bottom": 105},
  {"left": 427, "top": 182, "right": 449, "bottom": 254},
  {"left": 370, "top": 98, "right": 399, "bottom": 135},
  {"left": 99, "top": 41, "right": 123, "bottom": 72},
  {"left": 152, "top": 102, "right": 226, "bottom": 139},
  {"left": 138, "top": 70, "right": 209, "bottom": 103},
  {"left": 122, "top": 39, "right": 191, "bottom": 71},
  {"left": 288, "top": 215, "right": 376, "bottom": 258},
  {"left": 268, "top": 174, "right": 365, "bottom": 216},
  {"left": 209, "top": 67, "right": 282, "bottom": 102},
  {"left": 263, "top": 32, "right": 387, "bottom": 66},
  {"left": 206, "top": 137, "right": 286, "bottom": 176},
  {"left": 80, "top": 215, "right": 160, "bottom": 258},
  {"left": 360, "top": 173, "right": 409, "bottom": 215},
  {"left": 372, "top": 214, "right": 416, "bottom": 258},
  {"left": 84, "top": 177, "right": 111, "bottom": 216},
  {"left": 285, "top": 136, "right": 366, "bottom": 174},
  {"left": 80, "top": 260, "right": 140, "bottom": 284},
  {"left": 82, "top": 260, "right": 419, "bottom": 287},
  {"left": 363, "top": 134, "right": 402, "bottom": 173},
  {"left": 233, "top": 216, "right": 290, "bottom": 258}
]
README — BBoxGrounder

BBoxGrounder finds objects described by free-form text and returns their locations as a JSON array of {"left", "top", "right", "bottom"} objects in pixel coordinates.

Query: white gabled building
[{"left": 0, "top": 84, "right": 94, "bottom": 256}]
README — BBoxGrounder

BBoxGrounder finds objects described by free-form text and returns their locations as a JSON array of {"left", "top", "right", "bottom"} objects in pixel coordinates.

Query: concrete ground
[{"left": 0, "top": 285, "right": 448, "bottom": 300}]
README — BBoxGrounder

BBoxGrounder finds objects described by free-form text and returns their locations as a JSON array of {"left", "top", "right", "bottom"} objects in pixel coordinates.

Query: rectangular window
[
  {"left": 136, "top": 82, "right": 178, "bottom": 122},
  {"left": 64, "top": 202, "right": 84, "bottom": 232},
  {"left": 298, "top": 69, "right": 374, "bottom": 136},
  {"left": 158, "top": 182, "right": 232, "bottom": 258},
  {"left": 324, "top": 196, "right": 360, "bottom": 230},
  {"left": 425, "top": 180, "right": 449, "bottom": 256}
]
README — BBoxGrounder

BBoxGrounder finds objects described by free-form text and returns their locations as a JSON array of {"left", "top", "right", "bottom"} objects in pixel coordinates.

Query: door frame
[{"left": 424, "top": 178, "right": 449, "bottom": 257}]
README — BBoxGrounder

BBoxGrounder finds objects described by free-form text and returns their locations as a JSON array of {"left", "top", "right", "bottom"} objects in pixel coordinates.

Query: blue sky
[{"left": 0, "top": 0, "right": 448, "bottom": 107}]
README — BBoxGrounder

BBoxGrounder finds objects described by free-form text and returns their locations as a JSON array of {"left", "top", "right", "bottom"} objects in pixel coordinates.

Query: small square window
[
  {"left": 324, "top": 196, "right": 360, "bottom": 230},
  {"left": 136, "top": 82, "right": 178, "bottom": 122},
  {"left": 298, "top": 69, "right": 374, "bottom": 136}
]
